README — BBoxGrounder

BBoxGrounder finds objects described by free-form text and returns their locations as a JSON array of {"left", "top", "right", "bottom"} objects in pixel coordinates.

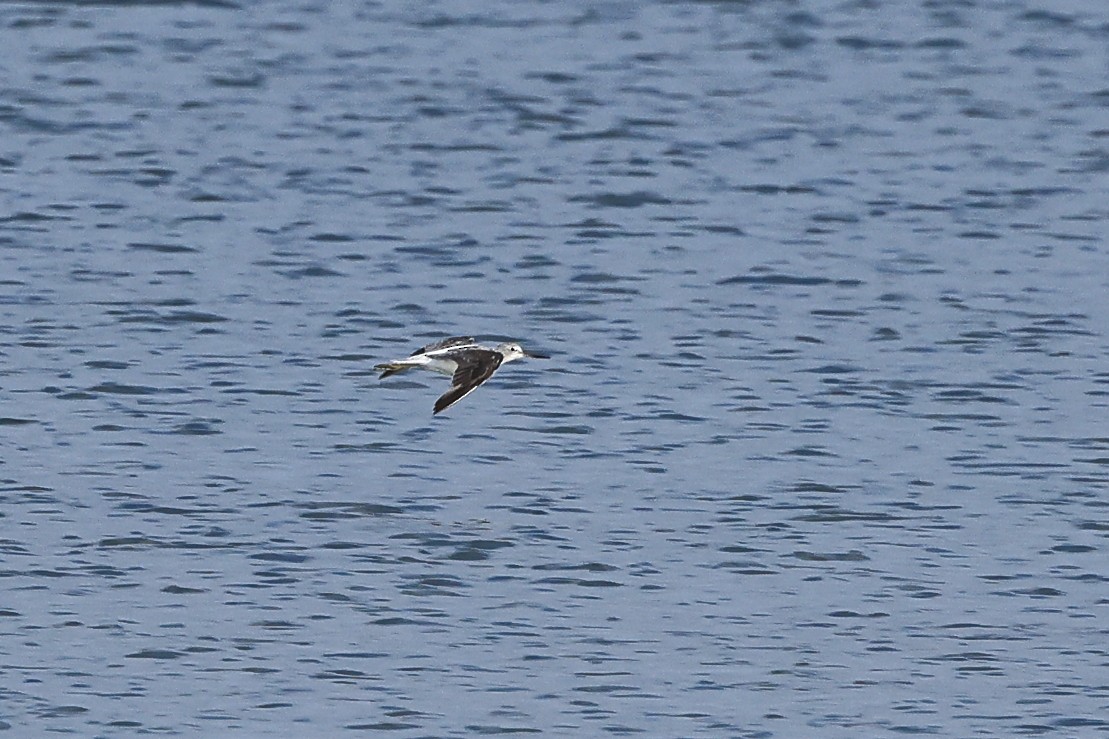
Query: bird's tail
[{"left": 374, "top": 362, "right": 413, "bottom": 379}]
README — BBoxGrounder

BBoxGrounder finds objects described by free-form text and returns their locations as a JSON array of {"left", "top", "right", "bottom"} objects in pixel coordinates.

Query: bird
[{"left": 374, "top": 336, "right": 548, "bottom": 414}]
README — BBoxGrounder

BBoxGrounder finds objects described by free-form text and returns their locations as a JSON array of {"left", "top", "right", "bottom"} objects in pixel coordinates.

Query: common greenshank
[{"left": 375, "top": 336, "right": 548, "bottom": 414}]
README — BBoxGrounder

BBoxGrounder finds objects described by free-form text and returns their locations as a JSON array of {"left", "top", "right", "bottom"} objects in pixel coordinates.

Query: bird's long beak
[{"left": 524, "top": 350, "right": 549, "bottom": 359}]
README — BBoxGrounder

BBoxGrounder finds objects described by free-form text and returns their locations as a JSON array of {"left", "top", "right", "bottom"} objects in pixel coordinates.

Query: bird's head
[{"left": 497, "top": 342, "right": 548, "bottom": 362}]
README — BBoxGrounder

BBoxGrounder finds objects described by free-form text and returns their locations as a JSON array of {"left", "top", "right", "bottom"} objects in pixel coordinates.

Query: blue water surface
[{"left": 1, "top": 1, "right": 1107, "bottom": 736}]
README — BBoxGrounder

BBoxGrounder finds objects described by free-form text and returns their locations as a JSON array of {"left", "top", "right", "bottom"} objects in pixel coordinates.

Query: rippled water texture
[{"left": 1, "top": 1, "right": 1107, "bottom": 736}]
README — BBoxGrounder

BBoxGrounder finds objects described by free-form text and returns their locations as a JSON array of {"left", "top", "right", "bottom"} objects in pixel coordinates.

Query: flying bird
[{"left": 375, "top": 336, "right": 548, "bottom": 414}]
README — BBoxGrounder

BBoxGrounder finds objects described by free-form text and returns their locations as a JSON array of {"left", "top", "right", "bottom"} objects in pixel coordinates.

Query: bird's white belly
[{"left": 414, "top": 355, "right": 458, "bottom": 376}]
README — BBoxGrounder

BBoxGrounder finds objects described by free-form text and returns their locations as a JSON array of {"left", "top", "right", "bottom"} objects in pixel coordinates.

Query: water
[{"left": 1, "top": 1, "right": 1107, "bottom": 736}]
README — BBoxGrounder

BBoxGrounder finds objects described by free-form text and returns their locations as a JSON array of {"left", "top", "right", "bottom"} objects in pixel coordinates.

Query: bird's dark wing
[
  {"left": 414, "top": 336, "right": 475, "bottom": 355},
  {"left": 433, "top": 349, "right": 503, "bottom": 414}
]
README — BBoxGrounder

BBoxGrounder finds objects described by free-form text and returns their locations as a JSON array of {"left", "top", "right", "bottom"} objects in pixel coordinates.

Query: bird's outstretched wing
[
  {"left": 414, "top": 336, "right": 475, "bottom": 356},
  {"left": 434, "top": 349, "right": 503, "bottom": 414}
]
